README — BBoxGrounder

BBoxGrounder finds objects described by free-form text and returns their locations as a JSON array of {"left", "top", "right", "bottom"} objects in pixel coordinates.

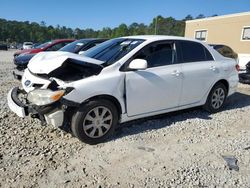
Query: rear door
[
  {"left": 125, "top": 41, "right": 183, "bottom": 116},
  {"left": 177, "top": 40, "right": 218, "bottom": 106}
]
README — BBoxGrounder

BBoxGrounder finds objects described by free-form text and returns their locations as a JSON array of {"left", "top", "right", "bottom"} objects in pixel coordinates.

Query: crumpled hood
[{"left": 28, "top": 51, "right": 104, "bottom": 74}]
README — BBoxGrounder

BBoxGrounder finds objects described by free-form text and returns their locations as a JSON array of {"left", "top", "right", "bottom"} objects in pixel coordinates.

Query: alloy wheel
[
  {"left": 83, "top": 106, "right": 113, "bottom": 138},
  {"left": 211, "top": 88, "right": 225, "bottom": 109}
]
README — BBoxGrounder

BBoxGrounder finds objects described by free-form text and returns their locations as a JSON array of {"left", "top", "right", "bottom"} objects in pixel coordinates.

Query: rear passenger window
[
  {"left": 180, "top": 41, "right": 213, "bottom": 63},
  {"left": 205, "top": 48, "right": 214, "bottom": 60}
]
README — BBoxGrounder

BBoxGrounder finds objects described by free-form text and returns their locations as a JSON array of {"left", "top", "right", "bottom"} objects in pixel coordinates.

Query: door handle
[
  {"left": 210, "top": 66, "right": 216, "bottom": 71},
  {"left": 171, "top": 70, "right": 181, "bottom": 76}
]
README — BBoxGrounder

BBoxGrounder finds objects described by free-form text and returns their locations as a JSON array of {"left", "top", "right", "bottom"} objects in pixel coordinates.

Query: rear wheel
[
  {"left": 71, "top": 99, "right": 118, "bottom": 145},
  {"left": 203, "top": 83, "right": 227, "bottom": 113}
]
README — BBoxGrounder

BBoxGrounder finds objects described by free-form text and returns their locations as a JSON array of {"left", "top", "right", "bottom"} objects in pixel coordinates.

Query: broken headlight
[{"left": 27, "top": 89, "right": 65, "bottom": 106}]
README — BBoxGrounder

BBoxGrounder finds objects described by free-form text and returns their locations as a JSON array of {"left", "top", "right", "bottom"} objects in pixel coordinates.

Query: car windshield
[
  {"left": 83, "top": 38, "right": 145, "bottom": 67},
  {"left": 35, "top": 41, "right": 52, "bottom": 49},
  {"left": 59, "top": 40, "right": 87, "bottom": 53}
]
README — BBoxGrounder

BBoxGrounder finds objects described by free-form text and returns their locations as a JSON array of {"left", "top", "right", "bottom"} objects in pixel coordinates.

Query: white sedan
[
  {"left": 8, "top": 36, "right": 239, "bottom": 144},
  {"left": 22, "top": 42, "right": 33, "bottom": 50}
]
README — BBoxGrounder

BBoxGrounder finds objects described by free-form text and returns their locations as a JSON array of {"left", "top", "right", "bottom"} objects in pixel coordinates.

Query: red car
[{"left": 14, "top": 39, "right": 75, "bottom": 57}]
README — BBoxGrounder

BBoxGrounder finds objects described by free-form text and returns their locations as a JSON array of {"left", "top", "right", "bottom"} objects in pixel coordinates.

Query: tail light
[{"left": 235, "top": 64, "right": 240, "bottom": 72}]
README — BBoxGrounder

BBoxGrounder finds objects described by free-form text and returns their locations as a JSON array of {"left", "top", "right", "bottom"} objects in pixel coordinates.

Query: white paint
[
  {"left": 128, "top": 59, "right": 147, "bottom": 70},
  {"left": 7, "top": 88, "right": 26, "bottom": 117},
  {"left": 9, "top": 36, "right": 239, "bottom": 125},
  {"left": 28, "top": 51, "right": 103, "bottom": 74}
]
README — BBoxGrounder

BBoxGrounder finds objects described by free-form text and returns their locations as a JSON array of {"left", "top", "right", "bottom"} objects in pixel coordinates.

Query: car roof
[
  {"left": 52, "top": 39, "right": 75, "bottom": 43},
  {"left": 75, "top": 38, "right": 107, "bottom": 42},
  {"left": 121, "top": 35, "right": 200, "bottom": 42}
]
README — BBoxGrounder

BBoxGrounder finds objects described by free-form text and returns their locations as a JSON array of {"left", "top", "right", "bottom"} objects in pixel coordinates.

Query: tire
[
  {"left": 71, "top": 99, "right": 118, "bottom": 145},
  {"left": 203, "top": 83, "right": 227, "bottom": 113}
]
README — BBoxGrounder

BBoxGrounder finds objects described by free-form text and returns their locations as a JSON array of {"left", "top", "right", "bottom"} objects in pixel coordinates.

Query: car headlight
[{"left": 27, "top": 89, "right": 65, "bottom": 106}]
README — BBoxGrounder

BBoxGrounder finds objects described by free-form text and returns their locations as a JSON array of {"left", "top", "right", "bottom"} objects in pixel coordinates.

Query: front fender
[{"left": 63, "top": 72, "right": 126, "bottom": 113}]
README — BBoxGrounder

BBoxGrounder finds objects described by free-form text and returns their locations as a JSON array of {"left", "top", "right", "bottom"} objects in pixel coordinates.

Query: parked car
[
  {"left": 59, "top": 38, "right": 107, "bottom": 54},
  {"left": 13, "top": 38, "right": 107, "bottom": 80},
  {"left": 32, "top": 43, "right": 42, "bottom": 49},
  {"left": 210, "top": 44, "right": 238, "bottom": 59},
  {"left": 10, "top": 44, "right": 17, "bottom": 49},
  {"left": 22, "top": 42, "right": 33, "bottom": 50},
  {"left": 13, "top": 53, "right": 37, "bottom": 80},
  {"left": 14, "top": 39, "right": 75, "bottom": 57},
  {"left": 246, "top": 61, "right": 250, "bottom": 72},
  {"left": 0, "top": 44, "right": 8, "bottom": 51},
  {"left": 239, "top": 61, "right": 250, "bottom": 84},
  {"left": 7, "top": 36, "right": 239, "bottom": 144},
  {"left": 16, "top": 43, "right": 23, "bottom": 50}
]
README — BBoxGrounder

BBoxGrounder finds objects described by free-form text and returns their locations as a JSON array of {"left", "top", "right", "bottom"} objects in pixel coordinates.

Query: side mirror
[
  {"left": 78, "top": 51, "right": 85, "bottom": 55},
  {"left": 128, "top": 59, "right": 147, "bottom": 70}
]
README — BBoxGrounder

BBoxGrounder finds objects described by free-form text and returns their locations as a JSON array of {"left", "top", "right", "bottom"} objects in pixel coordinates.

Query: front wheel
[
  {"left": 203, "top": 83, "right": 227, "bottom": 113},
  {"left": 71, "top": 99, "right": 118, "bottom": 145}
]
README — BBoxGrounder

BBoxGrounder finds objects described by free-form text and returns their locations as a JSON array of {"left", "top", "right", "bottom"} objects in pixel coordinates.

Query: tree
[
  {"left": 148, "top": 15, "right": 185, "bottom": 36},
  {"left": 0, "top": 14, "right": 191, "bottom": 44},
  {"left": 40, "top": 21, "right": 46, "bottom": 27},
  {"left": 113, "top": 24, "right": 129, "bottom": 37},
  {"left": 128, "top": 23, "right": 147, "bottom": 35},
  {"left": 183, "top": 15, "right": 193, "bottom": 21},
  {"left": 196, "top": 14, "right": 206, "bottom": 19},
  {"left": 98, "top": 27, "right": 112, "bottom": 38}
]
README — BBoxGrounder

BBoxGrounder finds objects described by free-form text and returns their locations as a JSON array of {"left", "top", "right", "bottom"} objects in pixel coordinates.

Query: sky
[{"left": 0, "top": 0, "right": 249, "bottom": 30}]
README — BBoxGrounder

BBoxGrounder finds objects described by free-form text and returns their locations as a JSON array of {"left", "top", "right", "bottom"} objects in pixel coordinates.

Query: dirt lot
[{"left": 0, "top": 50, "right": 250, "bottom": 187}]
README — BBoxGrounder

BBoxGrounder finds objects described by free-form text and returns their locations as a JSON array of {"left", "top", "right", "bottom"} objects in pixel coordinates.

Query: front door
[{"left": 125, "top": 41, "right": 182, "bottom": 116}]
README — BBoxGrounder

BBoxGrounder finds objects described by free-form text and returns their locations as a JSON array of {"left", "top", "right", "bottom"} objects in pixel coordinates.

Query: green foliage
[
  {"left": 183, "top": 15, "right": 193, "bottom": 21},
  {"left": 196, "top": 14, "right": 206, "bottom": 19},
  {"left": 0, "top": 14, "right": 199, "bottom": 43}
]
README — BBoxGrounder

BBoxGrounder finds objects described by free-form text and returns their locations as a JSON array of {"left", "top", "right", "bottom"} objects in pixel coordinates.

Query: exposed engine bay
[{"left": 38, "top": 58, "right": 103, "bottom": 82}]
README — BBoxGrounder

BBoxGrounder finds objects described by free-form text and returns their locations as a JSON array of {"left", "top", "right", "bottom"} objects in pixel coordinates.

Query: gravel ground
[{"left": 0, "top": 50, "right": 250, "bottom": 187}]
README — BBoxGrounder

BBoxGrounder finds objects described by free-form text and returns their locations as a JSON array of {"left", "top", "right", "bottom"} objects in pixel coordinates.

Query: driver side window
[{"left": 134, "top": 41, "right": 176, "bottom": 68}]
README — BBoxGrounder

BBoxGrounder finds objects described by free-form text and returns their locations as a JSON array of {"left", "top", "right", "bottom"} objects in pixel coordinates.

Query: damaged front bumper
[{"left": 7, "top": 87, "right": 65, "bottom": 127}]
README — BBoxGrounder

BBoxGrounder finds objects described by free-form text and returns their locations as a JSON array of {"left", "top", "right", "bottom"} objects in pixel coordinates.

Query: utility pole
[{"left": 154, "top": 17, "right": 158, "bottom": 35}]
